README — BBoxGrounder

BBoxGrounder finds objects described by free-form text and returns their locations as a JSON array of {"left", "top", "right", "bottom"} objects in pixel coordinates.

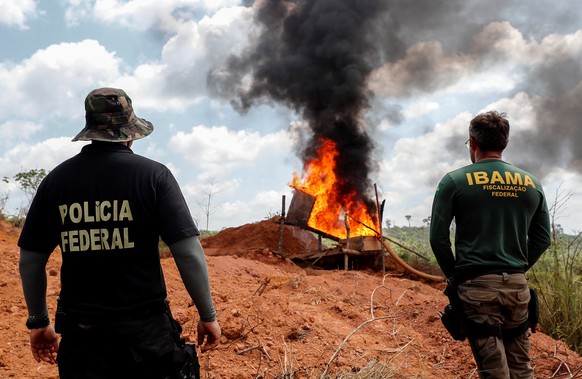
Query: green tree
[{"left": 3, "top": 168, "right": 47, "bottom": 214}]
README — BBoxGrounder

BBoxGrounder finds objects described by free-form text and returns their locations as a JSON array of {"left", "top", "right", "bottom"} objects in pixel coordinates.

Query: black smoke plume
[{"left": 208, "top": 0, "right": 389, "bottom": 218}]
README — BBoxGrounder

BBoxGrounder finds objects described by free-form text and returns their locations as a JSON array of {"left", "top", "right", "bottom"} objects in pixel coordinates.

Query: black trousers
[{"left": 57, "top": 311, "right": 183, "bottom": 379}]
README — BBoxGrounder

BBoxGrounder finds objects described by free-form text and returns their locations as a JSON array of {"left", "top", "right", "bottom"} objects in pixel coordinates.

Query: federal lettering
[
  {"left": 101, "top": 201, "right": 111, "bottom": 221},
  {"left": 474, "top": 171, "right": 489, "bottom": 184},
  {"left": 490, "top": 171, "right": 504, "bottom": 184},
  {"left": 504, "top": 172, "right": 522, "bottom": 185},
  {"left": 466, "top": 171, "right": 536, "bottom": 189},
  {"left": 60, "top": 227, "right": 134, "bottom": 252},
  {"left": 57, "top": 200, "right": 134, "bottom": 224},
  {"left": 83, "top": 202, "right": 95, "bottom": 222},
  {"left": 119, "top": 200, "right": 132, "bottom": 221},
  {"left": 492, "top": 191, "right": 519, "bottom": 198},
  {"left": 70, "top": 203, "right": 82, "bottom": 223}
]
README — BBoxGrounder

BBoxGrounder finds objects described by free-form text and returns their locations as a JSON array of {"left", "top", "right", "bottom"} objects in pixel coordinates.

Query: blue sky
[{"left": 1, "top": 0, "right": 582, "bottom": 234}]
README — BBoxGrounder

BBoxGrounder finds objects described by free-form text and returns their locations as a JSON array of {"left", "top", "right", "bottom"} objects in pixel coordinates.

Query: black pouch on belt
[
  {"left": 438, "top": 284, "right": 468, "bottom": 341},
  {"left": 54, "top": 297, "right": 67, "bottom": 334},
  {"left": 164, "top": 301, "right": 201, "bottom": 379}
]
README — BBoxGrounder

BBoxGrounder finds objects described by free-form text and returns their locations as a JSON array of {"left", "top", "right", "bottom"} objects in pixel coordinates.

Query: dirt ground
[{"left": 2, "top": 218, "right": 582, "bottom": 378}]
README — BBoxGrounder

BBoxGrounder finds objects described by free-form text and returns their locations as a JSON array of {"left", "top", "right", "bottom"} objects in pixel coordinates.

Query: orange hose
[{"left": 381, "top": 239, "right": 445, "bottom": 282}]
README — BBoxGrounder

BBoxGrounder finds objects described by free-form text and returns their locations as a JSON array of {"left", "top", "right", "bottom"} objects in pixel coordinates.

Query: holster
[
  {"left": 527, "top": 287, "right": 539, "bottom": 333},
  {"left": 438, "top": 284, "right": 467, "bottom": 341},
  {"left": 172, "top": 343, "right": 200, "bottom": 379},
  {"left": 165, "top": 302, "right": 201, "bottom": 379},
  {"left": 54, "top": 297, "right": 67, "bottom": 334}
]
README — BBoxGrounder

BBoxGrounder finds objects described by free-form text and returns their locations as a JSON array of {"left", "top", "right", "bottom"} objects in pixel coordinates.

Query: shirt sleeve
[
  {"left": 169, "top": 235, "right": 216, "bottom": 322},
  {"left": 19, "top": 249, "right": 51, "bottom": 319},
  {"left": 526, "top": 188, "right": 552, "bottom": 269},
  {"left": 429, "top": 175, "right": 457, "bottom": 279},
  {"left": 155, "top": 169, "right": 200, "bottom": 245},
  {"left": 17, "top": 177, "right": 60, "bottom": 254}
]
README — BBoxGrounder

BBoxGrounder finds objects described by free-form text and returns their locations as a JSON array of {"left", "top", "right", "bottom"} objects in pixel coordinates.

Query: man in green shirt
[{"left": 430, "top": 110, "right": 551, "bottom": 378}]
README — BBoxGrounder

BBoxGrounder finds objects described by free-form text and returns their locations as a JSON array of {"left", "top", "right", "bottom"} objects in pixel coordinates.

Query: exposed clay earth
[{"left": 1, "top": 218, "right": 582, "bottom": 378}]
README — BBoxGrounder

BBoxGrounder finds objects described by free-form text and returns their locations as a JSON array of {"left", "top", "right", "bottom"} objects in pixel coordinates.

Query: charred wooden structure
[{"left": 284, "top": 189, "right": 383, "bottom": 271}]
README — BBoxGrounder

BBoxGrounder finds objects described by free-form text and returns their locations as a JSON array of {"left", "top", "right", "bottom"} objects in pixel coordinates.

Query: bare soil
[{"left": 1, "top": 218, "right": 581, "bottom": 378}]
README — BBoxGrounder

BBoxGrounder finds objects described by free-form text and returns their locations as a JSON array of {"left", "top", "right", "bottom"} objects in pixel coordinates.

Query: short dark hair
[{"left": 469, "top": 110, "right": 509, "bottom": 152}]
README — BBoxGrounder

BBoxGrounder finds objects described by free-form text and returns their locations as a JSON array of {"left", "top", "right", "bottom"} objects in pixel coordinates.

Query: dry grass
[{"left": 336, "top": 359, "right": 396, "bottom": 378}]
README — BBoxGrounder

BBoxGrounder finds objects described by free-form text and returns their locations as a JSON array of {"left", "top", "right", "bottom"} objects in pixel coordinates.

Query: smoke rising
[
  {"left": 209, "top": 0, "right": 389, "bottom": 214},
  {"left": 208, "top": 0, "right": 582, "bottom": 189}
]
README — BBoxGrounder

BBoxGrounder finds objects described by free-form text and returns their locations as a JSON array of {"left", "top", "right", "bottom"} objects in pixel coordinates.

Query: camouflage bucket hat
[{"left": 72, "top": 87, "right": 154, "bottom": 142}]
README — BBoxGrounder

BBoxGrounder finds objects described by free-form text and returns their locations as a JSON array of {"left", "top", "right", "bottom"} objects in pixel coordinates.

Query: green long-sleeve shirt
[{"left": 429, "top": 159, "right": 551, "bottom": 283}]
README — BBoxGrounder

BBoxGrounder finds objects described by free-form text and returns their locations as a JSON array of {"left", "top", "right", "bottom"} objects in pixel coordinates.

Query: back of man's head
[{"left": 469, "top": 110, "right": 510, "bottom": 152}]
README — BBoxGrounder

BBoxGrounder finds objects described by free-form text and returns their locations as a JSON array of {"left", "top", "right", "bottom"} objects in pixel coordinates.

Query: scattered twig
[
  {"left": 279, "top": 338, "right": 296, "bottom": 378},
  {"left": 261, "top": 345, "right": 272, "bottom": 361},
  {"left": 550, "top": 361, "right": 572, "bottom": 378},
  {"left": 548, "top": 355, "right": 574, "bottom": 378},
  {"left": 395, "top": 290, "right": 407, "bottom": 306},
  {"left": 253, "top": 277, "right": 271, "bottom": 296},
  {"left": 369, "top": 274, "right": 393, "bottom": 319},
  {"left": 236, "top": 345, "right": 262, "bottom": 355},
  {"left": 321, "top": 272, "right": 420, "bottom": 378},
  {"left": 320, "top": 315, "right": 400, "bottom": 379}
]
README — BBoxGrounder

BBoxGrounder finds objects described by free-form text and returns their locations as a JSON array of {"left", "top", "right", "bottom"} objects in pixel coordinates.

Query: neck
[{"left": 476, "top": 154, "right": 502, "bottom": 163}]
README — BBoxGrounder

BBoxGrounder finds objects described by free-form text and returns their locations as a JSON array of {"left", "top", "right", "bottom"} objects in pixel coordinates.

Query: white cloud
[
  {"left": 0, "top": 137, "right": 86, "bottom": 174},
  {"left": 378, "top": 112, "right": 472, "bottom": 226},
  {"left": 0, "top": 0, "right": 40, "bottom": 29},
  {"left": 0, "top": 40, "right": 121, "bottom": 120},
  {"left": 170, "top": 125, "right": 292, "bottom": 177},
  {"left": 403, "top": 101, "right": 439, "bottom": 119},
  {"left": 0, "top": 120, "right": 42, "bottom": 140},
  {"left": 64, "top": 0, "right": 244, "bottom": 31},
  {"left": 100, "top": 5, "right": 254, "bottom": 111},
  {"left": 0, "top": 137, "right": 89, "bottom": 214},
  {"left": 206, "top": 189, "right": 289, "bottom": 230},
  {"left": 543, "top": 169, "right": 582, "bottom": 234}
]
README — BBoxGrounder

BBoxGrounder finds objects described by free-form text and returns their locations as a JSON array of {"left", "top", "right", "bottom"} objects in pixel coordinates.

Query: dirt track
[{"left": 2, "top": 219, "right": 581, "bottom": 378}]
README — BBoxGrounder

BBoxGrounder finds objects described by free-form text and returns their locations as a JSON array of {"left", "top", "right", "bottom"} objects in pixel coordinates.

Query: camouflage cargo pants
[{"left": 458, "top": 273, "right": 533, "bottom": 379}]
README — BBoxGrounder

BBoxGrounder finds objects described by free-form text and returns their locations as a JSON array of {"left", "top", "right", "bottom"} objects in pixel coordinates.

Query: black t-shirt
[{"left": 18, "top": 142, "right": 199, "bottom": 317}]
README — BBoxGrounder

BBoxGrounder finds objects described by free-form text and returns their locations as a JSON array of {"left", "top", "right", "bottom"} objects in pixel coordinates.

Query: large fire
[{"left": 290, "top": 137, "right": 378, "bottom": 239}]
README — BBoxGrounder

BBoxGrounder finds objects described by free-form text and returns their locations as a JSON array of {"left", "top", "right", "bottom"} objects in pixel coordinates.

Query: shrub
[{"left": 528, "top": 231, "right": 582, "bottom": 354}]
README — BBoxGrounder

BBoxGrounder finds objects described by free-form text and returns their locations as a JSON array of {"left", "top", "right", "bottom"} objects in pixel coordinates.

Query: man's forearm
[
  {"left": 169, "top": 236, "right": 217, "bottom": 322},
  {"left": 19, "top": 249, "right": 51, "bottom": 320}
]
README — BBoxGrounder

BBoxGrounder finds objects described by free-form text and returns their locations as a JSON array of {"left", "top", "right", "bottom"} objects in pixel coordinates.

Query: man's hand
[
  {"left": 30, "top": 325, "right": 59, "bottom": 364},
  {"left": 197, "top": 320, "right": 221, "bottom": 352}
]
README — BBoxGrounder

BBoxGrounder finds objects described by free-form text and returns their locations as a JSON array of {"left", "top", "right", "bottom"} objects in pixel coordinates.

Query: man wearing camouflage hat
[{"left": 18, "top": 87, "right": 221, "bottom": 378}]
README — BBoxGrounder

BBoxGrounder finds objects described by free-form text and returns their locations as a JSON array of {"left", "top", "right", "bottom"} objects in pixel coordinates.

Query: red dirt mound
[
  {"left": 2, "top": 219, "right": 582, "bottom": 378},
  {"left": 202, "top": 217, "right": 319, "bottom": 258}
]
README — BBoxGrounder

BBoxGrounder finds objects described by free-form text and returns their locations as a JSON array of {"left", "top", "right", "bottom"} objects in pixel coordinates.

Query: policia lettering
[
  {"left": 59, "top": 200, "right": 134, "bottom": 252},
  {"left": 465, "top": 170, "right": 536, "bottom": 198}
]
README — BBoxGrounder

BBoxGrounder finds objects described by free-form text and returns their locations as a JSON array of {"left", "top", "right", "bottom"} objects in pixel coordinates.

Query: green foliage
[
  {"left": 3, "top": 168, "right": 48, "bottom": 215},
  {"left": 5, "top": 215, "right": 26, "bottom": 228},
  {"left": 0, "top": 192, "right": 8, "bottom": 221},
  {"left": 199, "top": 229, "right": 219, "bottom": 239},
  {"left": 383, "top": 225, "right": 441, "bottom": 275},
  {"left": 528, "top": 231, "right": 582, "bottom": 354},
  {"left": 384, "top": 226, "right": 432, "bottom": 258},
  {"left": 3, "top": 168, "right": 47, "bottom": 200}
]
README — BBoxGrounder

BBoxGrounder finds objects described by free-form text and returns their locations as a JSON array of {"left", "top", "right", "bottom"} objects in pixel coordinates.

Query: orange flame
[{"left": 291, "top": 137, "right": 377, "bottom": 239}]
